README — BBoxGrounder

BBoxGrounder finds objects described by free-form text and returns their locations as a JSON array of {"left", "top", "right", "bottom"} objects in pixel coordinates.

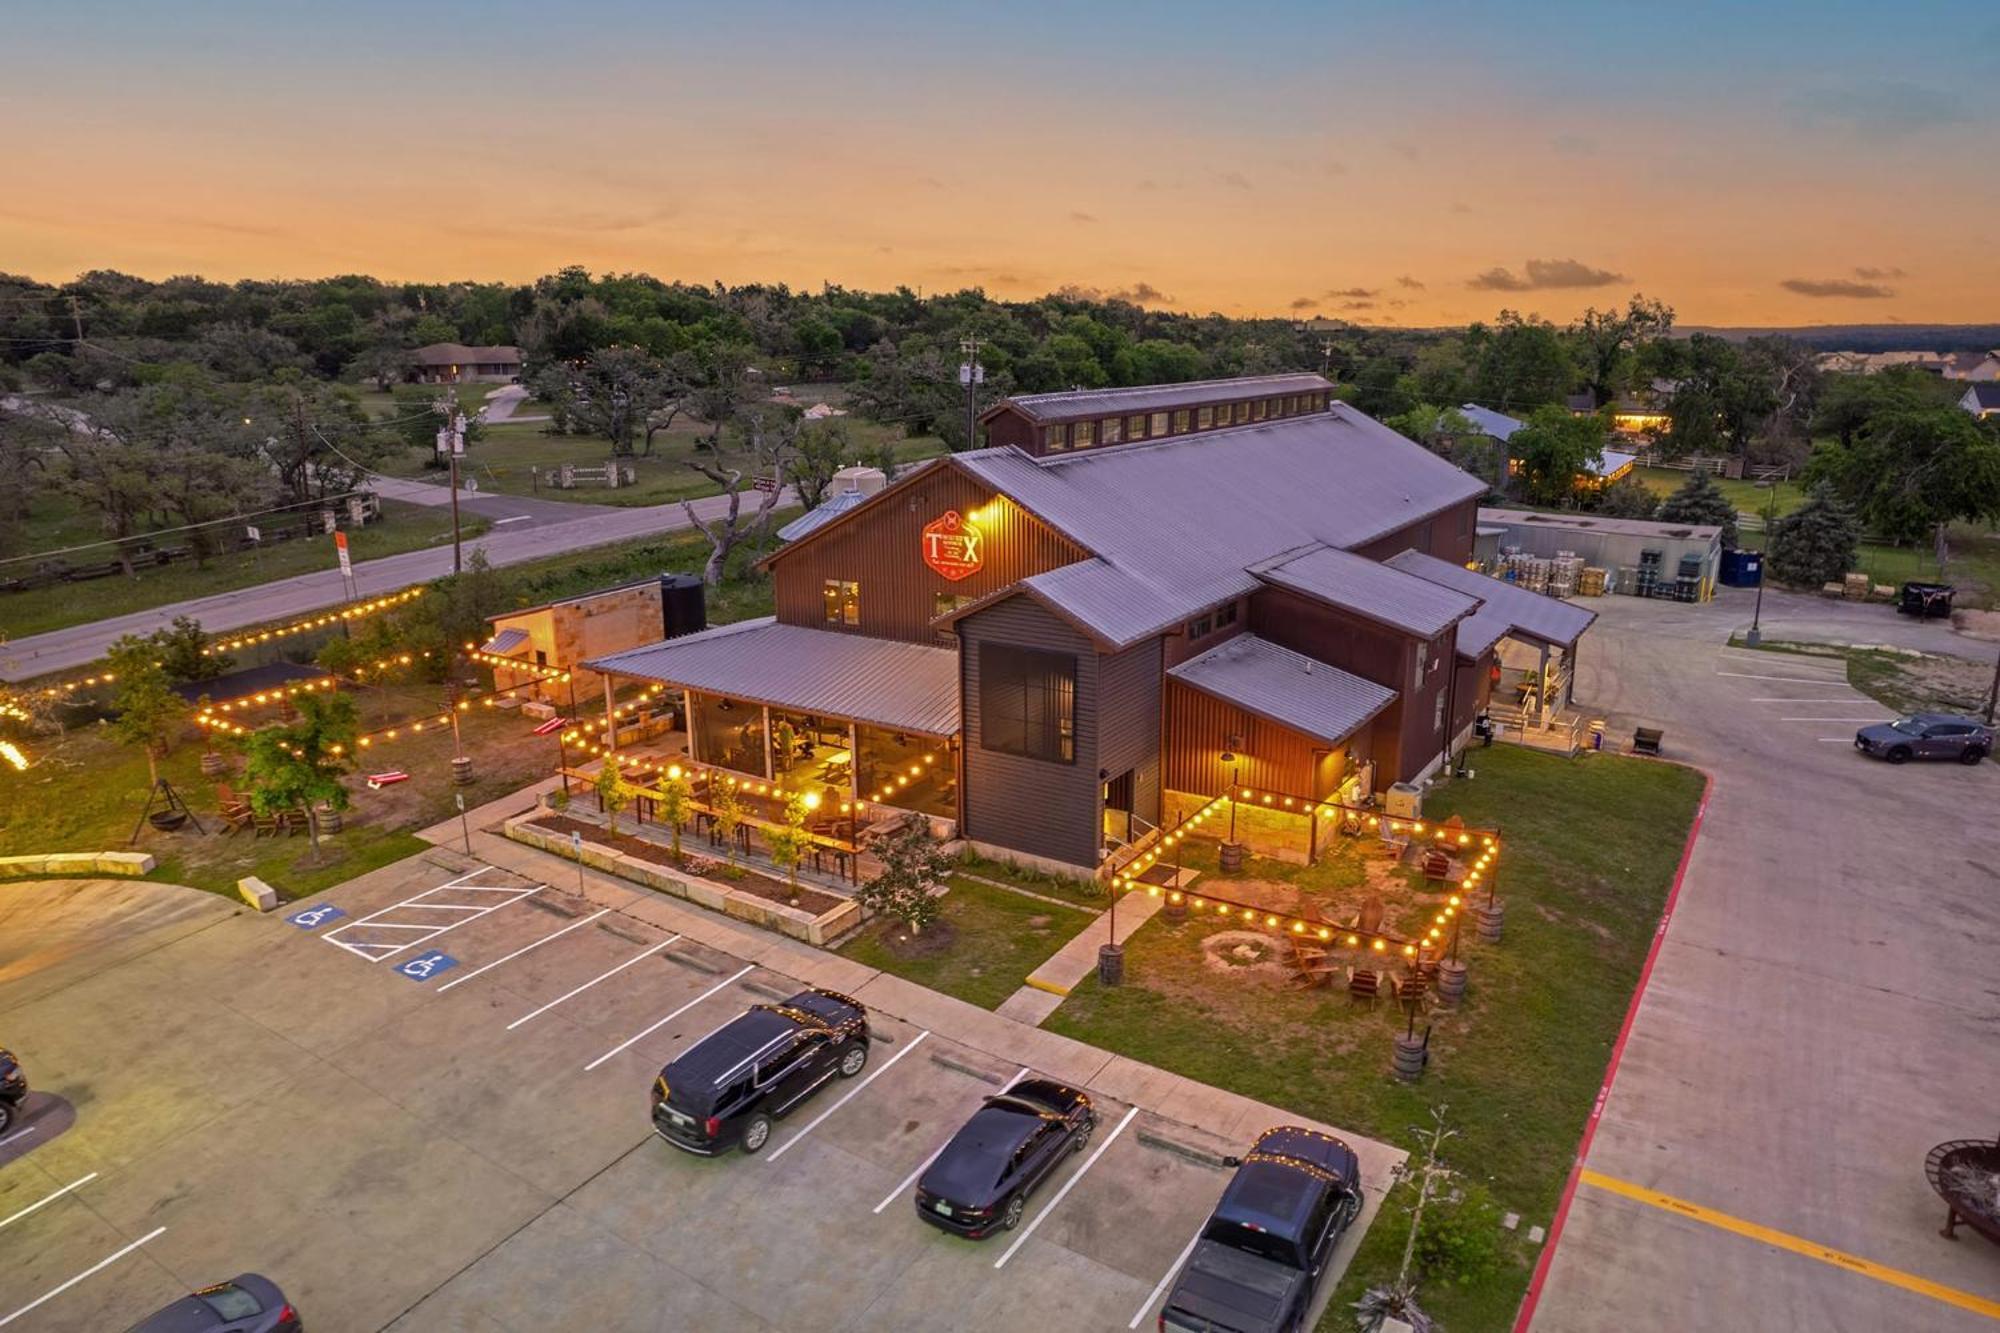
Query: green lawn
[
  {"left": 353, "top": 380, "right": 499, "bottom": 418},
  {"left": 1043, "top": 747, "right": 1707, "bottom": 1330},
  {"left": 839, "top": 874, "right": 1096, "bottom": 1010},
  {"left": 376, "top": 414, "right": 947, "bottom": 509},
  {"left": 0, "top": 687, "right": 555, "bottom": 900},
  {"left": 1633, "top": 465, "right": 1806, "bottom": 519},
  {"left": 0, "top": 499, "right": 493, "bottom": 638}
]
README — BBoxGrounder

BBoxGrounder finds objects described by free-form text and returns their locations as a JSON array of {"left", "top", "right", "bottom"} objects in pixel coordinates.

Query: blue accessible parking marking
[
  {"left": 287, "top": 905, "right": 347, "bottom": 930},
  {"left": 396, "top": 951, "right": 459, "bottom": 982}
]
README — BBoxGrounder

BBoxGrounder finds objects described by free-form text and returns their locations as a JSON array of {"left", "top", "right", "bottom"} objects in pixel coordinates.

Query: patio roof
[
  {"left": 586, "top": 617, "right": 961, "bottom": 736},
  {"left": 1168, "top": 634, "right": 1397, "bottom": 746},
  {"left": 1383, "top": 550, "right": 1598, "bottom": 657},
  {"left": 479, "top": 627, "right": 529, "bottom": 656}
]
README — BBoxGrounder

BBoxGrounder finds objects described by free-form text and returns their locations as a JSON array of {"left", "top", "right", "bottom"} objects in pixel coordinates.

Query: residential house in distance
[
  {"left": 1563, "top": 389, "right": 1671, "bottom": 438},
  {"left": 1815, "top": 350, "right": 1950, "bottom": 376},
  {"left": 1960, "top": 383, "right": 2000, "bottom": 420},
  {"left": 584, "top": 375, "right": 1593, "bottom": 874},
  {"left": 1944, "top": 351, "right": 2000, "bottom": 382},
  {"left": 408, "top": 343, "right": 524, "bottom": 384},
  {"left": 1459, "top": 404, "right": 1637, "bottom": 489}
]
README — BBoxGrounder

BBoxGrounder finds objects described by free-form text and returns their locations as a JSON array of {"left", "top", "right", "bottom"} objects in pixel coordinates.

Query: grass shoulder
[{"left": 838, "top": 873, "right": 1094, "bottom": 1011}]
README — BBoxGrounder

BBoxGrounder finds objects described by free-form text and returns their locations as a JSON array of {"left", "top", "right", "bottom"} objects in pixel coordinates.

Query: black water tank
[{"left": 661, "top": 574, "right": 707, "bottom": 639}]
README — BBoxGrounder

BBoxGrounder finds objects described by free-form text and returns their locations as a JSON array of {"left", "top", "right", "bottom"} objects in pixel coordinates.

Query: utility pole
[
  {"left": 1984, "top": 646, "right": 1999, "bottom": 726},
  {"left": 958, "top": 335, "right": 984, "bottom": 451},
  {"left": 1320, "top": 339, "right": 1336, "bottom": 377},
  {"left": 436, "top": 398, "right": 466, "bottom": 574}
]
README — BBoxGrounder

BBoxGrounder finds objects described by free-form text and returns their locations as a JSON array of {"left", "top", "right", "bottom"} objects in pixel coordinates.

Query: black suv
[
  {"left": 1158, "top": 1126, "right": 1363, "bottom": 1333},
  {"left": 0, "top": 1048, "right": 26, "bottom": 1135},
  {"left": 651, "top": 989, "right": 869, "bottom": 1155}
]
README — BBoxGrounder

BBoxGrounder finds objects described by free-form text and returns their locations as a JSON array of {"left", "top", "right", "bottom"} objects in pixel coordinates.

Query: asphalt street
[
  {"left": 1527, "top": 588, "right": 2000, "bottom": 1331},
  {"left": 0, "top": 485, "right": 794, "bottom": 683}
]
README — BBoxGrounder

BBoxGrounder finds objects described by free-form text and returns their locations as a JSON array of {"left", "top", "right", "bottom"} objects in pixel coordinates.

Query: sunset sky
[{"left": 7, "top": 1, "right": 1997, "bottom": 326}]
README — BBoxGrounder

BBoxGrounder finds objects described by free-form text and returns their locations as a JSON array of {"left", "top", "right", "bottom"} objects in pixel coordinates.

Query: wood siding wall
[
  {"left": 1163, "top": 680, "right": 1362, "bottom": 802},
  {"left": 1161, "top": 596, "right": 1249, "bottom": 669},
  {"left": 767, "top": 463, "right": 1087, "bottom": 645},
  {"left": 981, "top": 407, "right": 1038, "bottom": 453},
  {"left": 1352, "top": 497, "right": 1480, "bottom": 566},
  {"left": 958, "top": 596, "right": 1105, "bottom": 868},
  {"left": 1248, "top": 587, "right": 1411, "bottom": 779}
]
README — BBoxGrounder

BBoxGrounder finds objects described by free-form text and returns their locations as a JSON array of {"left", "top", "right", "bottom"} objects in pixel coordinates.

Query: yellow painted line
[
  {"left": 1580, "top": 1170, "right": 2000, "bottom": 1321},
  {"left": 1022, "top": 977, "right": 1072, "bottom": 997}
]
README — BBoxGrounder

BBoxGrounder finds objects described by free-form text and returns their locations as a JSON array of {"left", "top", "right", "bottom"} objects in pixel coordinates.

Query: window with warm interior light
[
  {"left": 1100, "top": 416, "right": 1122, "bottom": 444},
  {"left": 822, "top": 579, "right": 860, "bottom": 627},
  {"left": 1126, "top": 413, "right": 1148, "bottom": 441},
  {"left": 1072, "top": 419, "right": 1095, "bottom": 448},
  {"left": 1149, "top": 411, "right": 1169, "bottom": 437},
  {"left": 1172, "top": 409, "right": 1192, "bottom": 433},
  {"left": 1043, "top": 424, "right": 1067, "bottom": 451},
  {"left": 1196, "top": 405, "right": 1214, "bottom": 429}
]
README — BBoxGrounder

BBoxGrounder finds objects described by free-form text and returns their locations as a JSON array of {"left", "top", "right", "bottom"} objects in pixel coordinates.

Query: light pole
[
  {"left": 1745, "top": 479, "right": 1777, "bottom": 647},
  {"left": 1219, "top": 738, "right": 1246, "bottom": 872}
]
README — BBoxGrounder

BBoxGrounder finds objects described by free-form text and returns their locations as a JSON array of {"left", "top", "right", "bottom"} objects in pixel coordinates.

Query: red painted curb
[{"left": 1512, "top": 766, "right": 1713, "bottom": 1333}]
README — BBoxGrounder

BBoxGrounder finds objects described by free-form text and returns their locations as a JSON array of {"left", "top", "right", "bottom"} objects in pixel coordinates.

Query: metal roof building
[{"left": 1169, "top": 635, "right": 1398, "bottom": 746}]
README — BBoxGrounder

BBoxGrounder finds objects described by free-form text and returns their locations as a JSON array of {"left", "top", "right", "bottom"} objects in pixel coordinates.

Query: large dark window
[{"left": 979, "top": 644, "right": 1076, "bottom": 763}]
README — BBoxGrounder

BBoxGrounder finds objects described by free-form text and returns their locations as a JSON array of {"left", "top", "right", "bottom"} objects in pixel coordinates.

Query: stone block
[
  {"left": 236, "top": 876, "right": 279, "bottom": 912},
  {"left": 0, "top": 855, "right": 49, "bottom": 877},
  {"left": 97, "top": 851, "right": 157, "bottom": 875}
]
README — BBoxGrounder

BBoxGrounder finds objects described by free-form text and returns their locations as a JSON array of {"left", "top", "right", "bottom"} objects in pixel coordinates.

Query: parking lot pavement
[
  {"left": 1529, "top": 597, "right": 2000, "bottom": 1331},
  {"left": 0, "top": 855, "right": 1403, "bottom": 1332}
]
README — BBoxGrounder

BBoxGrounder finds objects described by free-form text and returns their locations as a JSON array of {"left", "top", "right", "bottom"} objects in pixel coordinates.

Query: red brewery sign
[{"left": 921, "top": 509, "right": 984, "bottom": 581}]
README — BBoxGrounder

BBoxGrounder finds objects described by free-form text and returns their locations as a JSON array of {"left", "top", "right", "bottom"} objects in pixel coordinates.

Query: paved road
[
  {"left": 0, "top": 487, "right": 794, "bottom": 682},
  {"left": 1528, "top": 590, "right": 2000, "bottom": 1331},
  {"left": 364, "top": 469, "right": 595, "bottom": 527}
]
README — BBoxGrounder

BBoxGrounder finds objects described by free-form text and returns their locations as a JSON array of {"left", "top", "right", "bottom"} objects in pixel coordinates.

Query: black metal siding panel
[
  {"left": 1097, "top": 636, "right": 1163, "bottom": 828},
  {"left": 959, "top": 595, "right": 1104, "bottom": 868}
]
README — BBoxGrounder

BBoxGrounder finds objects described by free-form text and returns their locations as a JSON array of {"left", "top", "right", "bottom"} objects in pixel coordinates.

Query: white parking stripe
[
  {"left": 0, "top": 1127, "right": 37, "bottom": 1149},
  {"left": 870, "top": 1066, "right": 1031, "bottom": 1215},
  {"left": 436, "top": 909, "right": 609, "bottom": 992},
  {"left": 1781, "top": 715, "right": 1887, "bottom": 722},
  {"left": 1748, "top": 697, "right": 1862, "bottom": 703},
  {"left": 323, "top": 872, "right": 544, "bottom": 963},
  {"left": 0, "top": 1173, "right": 97, "bottom": 1231},
  {"left": 994, "top": 1104, "right": 1141, "bottom": 1269},
  {"left": 505, "top": 936, "right": 680, "bottom": 1030},
  {"left": 767, "top": 1031, "right": 931, "bottom": 1162},
  {"left": 0, "top": 1226, "right": 166, "bottom": 1327},
  {"left": 1715, "top": 672, "right": 1850, "bottom": 684},
  {"left": 1130, "top": 1218, "right": 1209, "bottom": 1328},
  {"left": 582, "top": 965, "right": 756, "bottom": 1071}
]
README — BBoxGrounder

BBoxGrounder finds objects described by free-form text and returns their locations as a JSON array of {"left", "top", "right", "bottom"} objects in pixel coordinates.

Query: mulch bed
[{"left": 527, "top": 814, "right": 846, "bottom": 915}]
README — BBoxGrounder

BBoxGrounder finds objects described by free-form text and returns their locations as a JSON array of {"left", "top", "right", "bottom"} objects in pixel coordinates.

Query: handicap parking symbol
[
  {"left": 396, "top": 951, "right": 459, "bottom": 982},
  {"left": 287, "top": 904, "right": 347, "bottom": 930}
]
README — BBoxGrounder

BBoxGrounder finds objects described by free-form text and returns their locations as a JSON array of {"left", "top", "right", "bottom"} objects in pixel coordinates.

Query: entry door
[{"left": 1102, "top": 770, "right": 1135, "bottom": 846}]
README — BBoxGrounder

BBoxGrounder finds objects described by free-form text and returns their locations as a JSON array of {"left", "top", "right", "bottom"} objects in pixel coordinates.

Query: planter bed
[{"left": 507, "top": 813, "right": 861, "bottom": 946}]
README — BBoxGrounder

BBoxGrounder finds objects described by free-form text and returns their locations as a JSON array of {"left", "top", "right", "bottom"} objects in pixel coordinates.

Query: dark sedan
[
  {"left": 916, "top": 1078, "right": 1094, "bottom": 1238},
  {"left": 129, "top": 1275, "right": 300, "bottom": 1332},
  {"left": 0, "top": 1048, "right": 25, "bottom": 1135},
  {"left": 1854, "top": 713, "right": 1992, "bottom": 765}
]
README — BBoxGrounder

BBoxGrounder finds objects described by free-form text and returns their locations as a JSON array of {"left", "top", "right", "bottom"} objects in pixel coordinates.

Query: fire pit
[
  {"left": 148, "top": 809, "right": 190, "bottom": 832},
  {"left": 1925, "top": 1138, "right": 2000, "bottom": 1244}
]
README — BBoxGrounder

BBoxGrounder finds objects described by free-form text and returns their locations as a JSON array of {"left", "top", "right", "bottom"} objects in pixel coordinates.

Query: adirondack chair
[{"left": 215, "top": 783, "right": 254, "bottom": 833}]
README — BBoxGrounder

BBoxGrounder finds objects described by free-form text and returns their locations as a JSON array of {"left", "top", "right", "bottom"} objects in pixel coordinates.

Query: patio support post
[
  {"left": 761, "top": 704, "right": 774, "bottom": 780},
  {"left": 848, "top": 722, "right": 860, "bottom": 800},
  {"left": 1536, "top": 642, "right": 1551, "bottom": 726},
  {"left": 602, "top": 675, "right": 617, "bottom": 753}
]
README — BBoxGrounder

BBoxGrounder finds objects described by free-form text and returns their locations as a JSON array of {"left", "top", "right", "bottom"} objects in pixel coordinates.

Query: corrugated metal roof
[
  {"left": 1383, "top": 550, "right": 1597, "bottom": 654},
  {"left": 1168, "top": 635, "right": 1397, "bottom": 746},
  {"left": 954, "top": 404, "right": 1488, "bottom": 648},
  {"left": 587, "top": 617, "right": 960, "bottom": 736},
  {"left": 479, "top": 627, "right": 529, "bottom": 655},
  {"left": 777, "top": 489, "right": 870, "bottom": 542},
  {"left": 1477, "top": 507, "right": 1724, "bottom": 542},
  {"left": 1254, "top": 544, "right": 1481, "bottom": 637},
  {"left": 992, "top": 373, "right": 1334, "bottom": 424},
  {"left": 1458, "top": 404, "right": 1523, "bottom": 440},
  {"left": 1588, "top": 449, "right": 1638, "bottom": 478}
]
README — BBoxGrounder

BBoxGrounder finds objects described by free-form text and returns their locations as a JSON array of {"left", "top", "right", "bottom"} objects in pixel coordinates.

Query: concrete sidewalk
[{"left": 994, "top": 889, "right": 1170, "bottom": 1025}]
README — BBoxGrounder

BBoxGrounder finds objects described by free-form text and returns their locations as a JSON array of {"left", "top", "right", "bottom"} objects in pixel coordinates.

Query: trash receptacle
[{"left": 1899, "top": 582, "right": 1955, "bottom": 618}]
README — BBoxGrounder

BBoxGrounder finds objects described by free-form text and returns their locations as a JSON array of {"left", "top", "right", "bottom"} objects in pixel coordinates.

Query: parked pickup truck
[{"left": 1158, "top": 1126, "right": 1363, "bottom": 1333}]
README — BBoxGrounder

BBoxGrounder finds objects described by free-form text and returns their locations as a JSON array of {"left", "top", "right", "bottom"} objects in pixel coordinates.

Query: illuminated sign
[{"left": 922, "top": 509, "right": 984, "bottom": 581}]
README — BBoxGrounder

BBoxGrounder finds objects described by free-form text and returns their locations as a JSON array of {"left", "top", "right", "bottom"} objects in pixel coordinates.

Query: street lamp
[{"left": 1746, "top": 479, "right": 1778, "bottom": 647}]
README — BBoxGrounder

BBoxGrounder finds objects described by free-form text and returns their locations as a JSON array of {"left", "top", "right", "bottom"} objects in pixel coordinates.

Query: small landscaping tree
[
  {"left": 857, "top": 820, "right": 951, "bottom": 935},
  {"left": 1656, "top": 469, "right": 1738, "bottom": 546},
  {"left": 768, "top": 790, "right": 819, "bottom": 906},
  {"left": 1766, "top": 481, "right": 1860, "bottom": 588},
  {"left": 594, "top": 756, "right": 630, "bottom": 836},
  {"left": 1592, "top": 472, "right": 1660, "bottom": 521},
  {"left": 1353, "top": 1105, "right": 1457, "bottom": 1333},
  {"left": 237, "top": 691, "right": 357, "bottom": 854},
  {"left": 152, "top": 615, "right": 231, "bottom": 684},
  {"left": 105, "top": 634, "right": 189, "bottom": 787},
  {"left": 712, "top": 784, "right": 745, "bottom": 873},
  {"left": 655, "top": 766, "right": 694, "bottom": 862}
]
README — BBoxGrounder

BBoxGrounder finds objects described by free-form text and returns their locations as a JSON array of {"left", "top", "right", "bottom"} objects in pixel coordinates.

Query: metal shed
[{"left": 1476, "top": 507, "right": 1725, "bottom": 602}]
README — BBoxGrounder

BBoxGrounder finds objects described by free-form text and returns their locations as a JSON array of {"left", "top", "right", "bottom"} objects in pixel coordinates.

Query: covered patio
[{"left": 585, "top": 617, "right": 963, "bottom": 827}]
